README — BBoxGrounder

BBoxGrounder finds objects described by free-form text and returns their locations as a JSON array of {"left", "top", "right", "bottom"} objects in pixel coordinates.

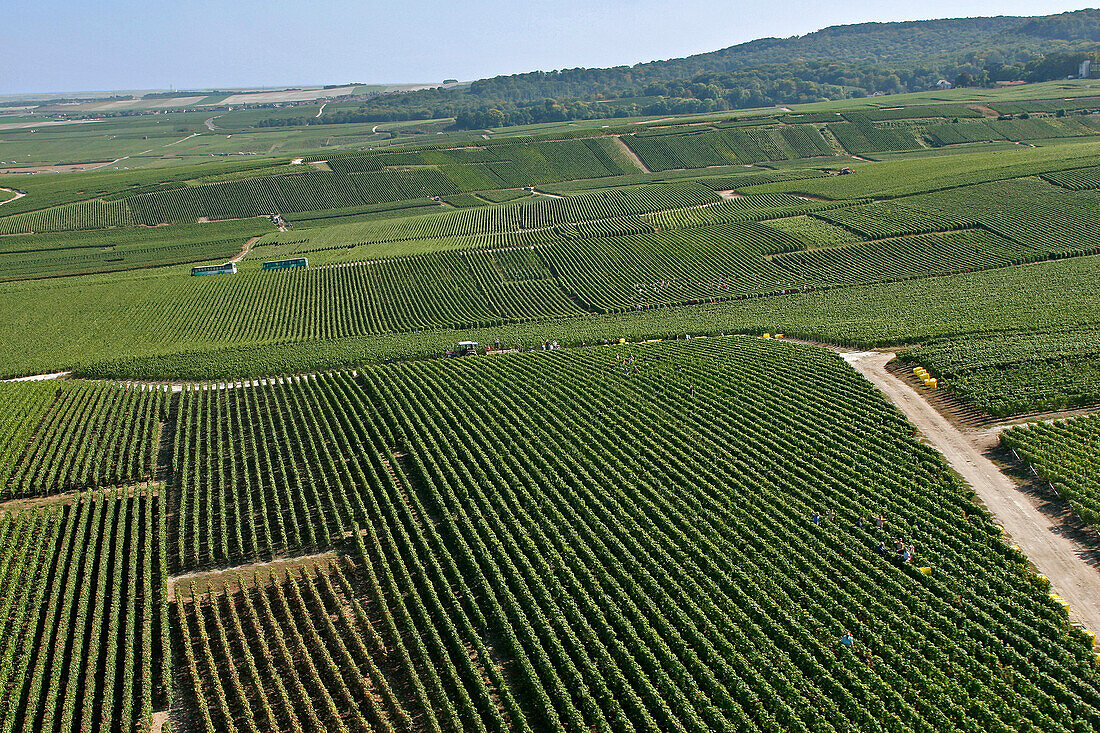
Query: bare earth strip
[
  {"left": 843, "top": 350, "right": 1100, "bottom": 635},
  {"left": 169, "top": 549, "right": 339, "bottom": 600},
  {"left": 613, "top": 135, "right": 651, "bottom": 172}
]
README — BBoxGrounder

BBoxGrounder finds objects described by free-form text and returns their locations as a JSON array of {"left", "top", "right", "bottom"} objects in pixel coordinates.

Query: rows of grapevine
[
  {"left": 0, "top": 199, "right": 133, "bottom": 235},
  {"left": 623, "top": 125, "right": 832, "bottom": 171},
  {"left": 175, "top": 338, "right": 1100, "bottom": 731},
  {"left": 923, "top": 121, "right": 1006, "bottom": 146},
  {"left": 827, "top": 121, "right": 923, "bottom": 154},
  {"left": 0, "top": 381, "right": 57, "bottom": 489},
  {"left": 4, "top": 381, "right": 166, "bottom": 498},
  {"left": 844, "top": 105, "right": 982, "bottom": 122},
  {"left": 904, "top": 329, "right": 1100, "bottom": 416},
  {"left": 49, "top": 253, "right": 582, "bottom": 349},
  {"left": 270, "top": 182, "right": 721, "bottom": 249},
  {"left": 645, "top": 193, "right": 850, "bottom": 230},
  {"left": 990, "top": 100, "right": 1100, "bottom": 115},
  {"left": 909, "top": 178, "right": 1100, "bottom": 256},
  {"left": 326, "top": 138, "right": 633, "bottom": 181},
  {"left": 814, "top": 200, "right": 975, "bottom": 238},
  {"left": 441, "top": 193, "right": 489, "bottom": 208},
  {"left": 761, "top": 215, "right": 865, "bottom": 248},
  {"left": 128, "top": 172, "right": 365, "bottom": 225},
  {"left": 542, "top": 221, "right": 804, "bottom": 312},
  {"left": 172, "top": 372, "right": 419, "bottom": 570},
  {"left": 564, "top": 215, "right": 654, "bottom": 239},
  {"left": 283, "top": 200, "right": 445, "bottom": 227},
  {"left": 175, "top": 557, "right": 452, "bottom": 733},
  {"left": 987, "top": 116, "right": 1100, "bottom": 142},
  {"left": 925, "top": 117, "right": 1100, "bottom": 147},
  {"left": 724, "top": 125, "right": 833, "bottom": 161},
  {"left": 1002, "top": 415, "right": 1100, "bottom": 527},
  {"left": 349, "top": 169, "right": 461, "bottom": 205},
  {"left": 691, "top": 169, "right": 831, "bottom": 191},
  {"left": 71, "top": 250, "right": 1100, "bottom": 382},
  {"left": 464, "top": 248, "right": 586, "bottom": 321},
  {"left": 772, "top": 229, "right": 1047, "bottom": 286},
  {"left": 0, "top": 490, "right": 168, "bottom": 733},
  {"left": 1042, "top": 165, "right": 1100, "bottom": 190},
  {"left": 0, "top": 238, "right": 243, "bottom": 281},
  {"left": 477, "top": 188, "right": 532, "bottom": 203}
]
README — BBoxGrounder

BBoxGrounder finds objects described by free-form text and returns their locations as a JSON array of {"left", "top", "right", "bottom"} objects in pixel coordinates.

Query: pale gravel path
[{"left": 843, "top": 350, "right": 1100, "bottom": 635}]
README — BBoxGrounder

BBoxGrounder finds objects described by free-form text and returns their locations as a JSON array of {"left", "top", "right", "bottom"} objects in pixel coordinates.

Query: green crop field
[
  {"left": 7, "top": 43, "right": 1100, "bottom": 733},
  {"left": 1002, "top": 415, "right": 1100, "bottom": 527},
  {"left": 903, "top": 329, "right": 1100, "bottom": 416},
  {"left": 169, "top": 338, "right": 1100, "bottom": 732}
]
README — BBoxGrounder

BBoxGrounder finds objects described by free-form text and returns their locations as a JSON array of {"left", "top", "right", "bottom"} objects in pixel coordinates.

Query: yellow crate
[
  {"left": 918, "top": 566, "right": 932, "bottom": 575},
  {"left": 763, "top": 333, "right": 771, "bottom": 339}
]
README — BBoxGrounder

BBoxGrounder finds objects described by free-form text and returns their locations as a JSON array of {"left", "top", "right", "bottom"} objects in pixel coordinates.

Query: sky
[{"left": 1, "top": 0, "right": 1091, "bottom": 95}]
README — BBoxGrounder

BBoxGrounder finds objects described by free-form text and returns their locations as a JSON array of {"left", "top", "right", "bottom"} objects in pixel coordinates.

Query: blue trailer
[
  {"left": 262, "top": 257, "right": 308, "bottom": 271},
  {"left": 191, "top": 262, "right": 237, "bottom": 276}
]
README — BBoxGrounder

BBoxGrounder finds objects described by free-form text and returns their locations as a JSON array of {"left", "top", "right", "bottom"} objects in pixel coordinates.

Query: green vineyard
[
  {"left": 905, "top": 329, "right": 1100, "bottom": 416},
  {"left": 5, "top": 58, "right": 1100, "bottom": 733},
  {"left": 169, "top": 337, "right": 1100, "bottom": 732},
  {"left": 2, "top": 381, "right": 165, "bottom": 498},
  {"left": 0, "top": 491, "right": 168, "bottom": 733},
  {"left": 1002, "top": 415, "right": 1100, "bottom": 527}
]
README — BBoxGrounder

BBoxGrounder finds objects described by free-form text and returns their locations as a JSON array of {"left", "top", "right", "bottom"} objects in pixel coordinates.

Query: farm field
[
  {"left": 7, "top": 51, "right": 1100, "bottom": 733},
  {"left": 170, "top": 338, "right": 1100, "bottom": 732},
  {"left": 903, "top": 330, "right": 1100, "bottom": 417},
  {"left": 1002, "top": 415, "right": 1100, "bottom": 528}
]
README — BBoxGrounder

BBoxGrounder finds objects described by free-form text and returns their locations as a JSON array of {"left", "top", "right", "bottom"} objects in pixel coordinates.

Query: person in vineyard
[
  {"left": 812, "top": 511, "right": 822, "bottom": 526},
  {"left": 841, "top": 631, "right": 855, "bottom": 648},
  {"left": 829, "top": 507, "right": 836, "bottom": 522},
  {"left": 877, "top": 541, "right": 889, "bottom": 556},
  {"left": 875, "top": 514, "right": 886, "bottom": 530}
]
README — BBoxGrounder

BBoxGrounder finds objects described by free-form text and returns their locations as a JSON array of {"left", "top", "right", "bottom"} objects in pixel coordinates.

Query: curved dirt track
[{"left": 843, "top": 350, "right": 1100, "bottom": 635}]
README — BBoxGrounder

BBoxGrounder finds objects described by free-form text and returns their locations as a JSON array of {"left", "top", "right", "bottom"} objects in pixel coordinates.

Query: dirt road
[
  {"left": 0, "top": 187, "right": 25, "bottom": 206},
  {"left": 230, "top": 235, "right": 260, "bottom": 263},
  {"left": 843, "top": 350, "right": 1100, "bottom": 634}
]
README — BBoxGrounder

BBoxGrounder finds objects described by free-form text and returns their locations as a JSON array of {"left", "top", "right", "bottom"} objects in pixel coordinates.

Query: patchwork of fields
[{"left": 4, "top": 86, "right": 1100, "bottom": 733}]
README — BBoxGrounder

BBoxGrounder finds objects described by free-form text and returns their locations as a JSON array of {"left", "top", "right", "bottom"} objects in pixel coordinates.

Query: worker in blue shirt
[{"left": 841, "top": 632, "right": 855, "bottom": 648}]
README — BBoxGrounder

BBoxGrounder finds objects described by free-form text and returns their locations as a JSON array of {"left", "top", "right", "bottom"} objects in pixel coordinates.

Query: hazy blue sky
[{"left": 2, "top": 0, "right": 1090, "bottom": 94}]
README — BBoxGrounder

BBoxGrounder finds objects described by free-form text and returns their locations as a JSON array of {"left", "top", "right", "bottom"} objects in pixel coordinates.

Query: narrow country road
[
  {"left": 0, "top": 187, "right": 26, "bottom": 206},
  {"left": 843, "top": 350, "right": 1100, "bottom": 635}
]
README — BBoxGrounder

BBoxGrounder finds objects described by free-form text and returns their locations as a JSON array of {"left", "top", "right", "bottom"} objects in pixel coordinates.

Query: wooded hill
[{"left": 258, "top": 9, "right": 1100, "bottom": 128}]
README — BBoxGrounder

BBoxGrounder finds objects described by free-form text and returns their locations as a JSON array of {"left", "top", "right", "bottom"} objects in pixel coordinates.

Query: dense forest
[{"left": 254, "top": 9, "right": 1100, "bottom": 129}]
